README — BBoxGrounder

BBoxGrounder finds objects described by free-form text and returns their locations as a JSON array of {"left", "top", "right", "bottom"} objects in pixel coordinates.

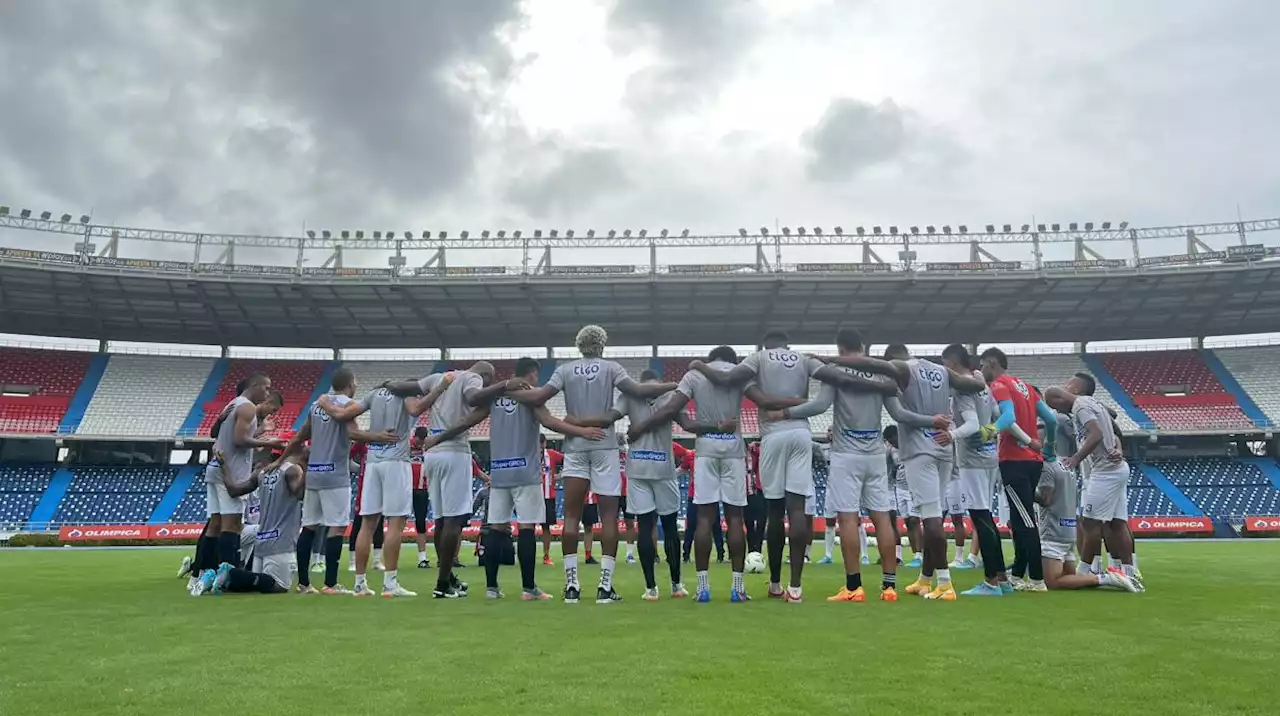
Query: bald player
[
  {"left": 515, "top": 326, "right": 676, "bottom": 604},
  {"left": 690, "top": 330, "right": 894, "bottom": 602}
]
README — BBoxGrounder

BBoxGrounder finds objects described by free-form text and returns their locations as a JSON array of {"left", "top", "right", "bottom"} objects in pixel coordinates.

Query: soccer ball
[{"left": 744, "top": 551, "right": 766, "bottom": 574}]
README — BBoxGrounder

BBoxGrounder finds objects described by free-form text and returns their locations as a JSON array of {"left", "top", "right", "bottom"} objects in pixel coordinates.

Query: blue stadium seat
[
  {"left": 50, "top": 466, "right": 178, "bottom": 525},
  {"left": 0, "top": 464, "right": 57, "bottom": 530},
  {"left": 1151, "top": 458, "right": 1280, "bottom": 517}
]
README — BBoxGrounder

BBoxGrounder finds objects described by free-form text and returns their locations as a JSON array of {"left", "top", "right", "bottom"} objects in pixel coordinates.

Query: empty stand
[
  {"left": 341, "top": 361, "right": 438, "bottom": 430},
  {"left": 1212, "top": 347, "right": 1280, "bottom": 426},
  {"left": 0, "top": 464, "right": 56, "bottom": 530},
  {"left": 1154, "top": 458, "right": 1280, "bottom": 517},
  {"left": 196, "top": 360, "right": 327, "bottom": 436},
  {"left": 50, "top": 466, "right": 178, "bottom": 525},
  {"left": 78, "top": 355, "right": 216, "bottom": 436},
  {"left": 1099, "top": 351, "right": 1252, "bottom": 431},
  {"left": 0, "top": 348, "right": 93, "bottom": 434},
  {"left": 1011, "top": 354, "right": 1138, "bottom": 433}
]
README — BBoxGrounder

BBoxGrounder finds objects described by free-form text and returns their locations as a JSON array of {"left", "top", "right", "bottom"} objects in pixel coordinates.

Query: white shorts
[
  {"left": 945, "top": 479, "right": 964, "bottom": 516},
  {"left": 826, "top": 453, "right": 891, "bottom": 515},
  {"left": 361, "top": 460, "right": 413, "bottom": 517},
  {"left": 904, "top": 454, "right": 952, "bottom": 520},
  {"left": 206, "top": 481, "right": 246, "bottom": 517},
  {"left": 1081, "top": 464, "right": 1129, "bottom": 522},
  {"left": 996, "top": 488, "right": 1009, "bottom": 526},
  {"left": 628, "top": 479, "right": 681, "bottom": 516},
  {"left": 805, "top": 492, "right": 817, "bottom": 517},
  {"left": 240, "top": 524, "right": 259, "bottom": 559},
  {"left": 1041, "top": 539, "right": 1075, "bottom": 563},
  {"left": 759, "top": 429, "right": 814, "bottom": 500},
  {"left": 302, "top": 486, "right": 351, "bottom": 527},
  {"left": 893, "top": 483, "right": 919, "bottom": 518},
  {"left": 253, "top": 553, "right": 294, "bottom": 591},
  {"left": 488, "top": 484, "right": 545, "bottom": 525},
  {"left": 958, "top": 466, "right": 1001, "bottom": 514},
  {"left": 694, "top": 456, "right": 747, "bottom": 507},
  {"left": 425, "top": 451, "right": 476, "bottom": 519},
  {"left": 562, "top": 449, "right": 622, "bottom": 497}
]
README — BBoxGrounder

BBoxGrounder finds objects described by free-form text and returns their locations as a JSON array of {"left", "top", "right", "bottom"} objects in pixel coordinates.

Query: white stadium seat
[
  {"left": 1212, "top": 347, "right": 1280, "bottom": 426},
  {"left": 77, "top": 355, "right": 216, "bottom": 437}
]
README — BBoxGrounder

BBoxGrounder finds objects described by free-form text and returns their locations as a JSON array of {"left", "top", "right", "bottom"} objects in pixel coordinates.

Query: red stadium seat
[
  {"left": 0, "top": 348, "right": 93, "bottom": 434},
  {"left": 1100, "top": 351, "right": 1252, "bottom": 431},
  {"left": 196, "top": 360, "right": 329, "bottom": 436}
]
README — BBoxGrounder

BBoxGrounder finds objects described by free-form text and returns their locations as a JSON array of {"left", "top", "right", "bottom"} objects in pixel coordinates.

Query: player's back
[
  {"left": 366, "top": 387, "right": 415, "bottom": 462},
  {"left": 552, "top": 358, "right": 625, "bottom": 452},
  {"left": 619, "top": 393, "right": 673, "bottom": 479},
  {"left": 829, "top": 367, "right": 892, "bottom": 455},
  {"left": 897, "top": 358, "right": 951, "bottom": 460},
  {"left": 255, "top": 465, "right": 303, "bottom": 555},
  {"left": 488, "top": 396, "right": 540, "bottom": 487},
  {"left": 1037, "top": 461, "right": 1077, "bottom": 545},
  {"left": 213, "top": 396, "right": 258, "bottom": 483},
  {"left": 307, "top": 393, "right": 355, "bottom": 488},
  {"left": 744, "top": 348, "right": 820, "bottom": 435},
  {"left": 953, "top": 371, "right": 998, "bottom": 468},
  {"left": 678, "top": 361, "right": 744, "bottom": 458},
  {"left": 427, "top": 372, "right": 482, "bottom": 452}
]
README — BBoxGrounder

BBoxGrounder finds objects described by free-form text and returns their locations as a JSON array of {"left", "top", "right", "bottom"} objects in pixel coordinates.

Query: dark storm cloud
[
  {"left": 505, "top": 147, "right": 632, "bottom": 219},
  {"left": 0, "top": 0, "right": 521, "bottom": 234},
  {"left": 606, "top": 0, "right": 760, "bottom": 115},
  {"left": 802, "top": 98, "right": 915, "bottom": 182}
]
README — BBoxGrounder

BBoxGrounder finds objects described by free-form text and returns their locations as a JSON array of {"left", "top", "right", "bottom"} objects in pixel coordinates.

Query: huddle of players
[{"left": 187, "top": 322, "right": 1142, "bottom": 603}]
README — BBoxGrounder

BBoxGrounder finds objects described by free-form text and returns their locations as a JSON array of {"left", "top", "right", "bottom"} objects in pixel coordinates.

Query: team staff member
[
  {"left": 412, "top": 427, "right": 431, "bottom": 569},
  {"left": 540, "top": 435, "right": 564, "bottom": 565},
  {"left": 745, "top": 441, "right": 766, "bottom": 558}
]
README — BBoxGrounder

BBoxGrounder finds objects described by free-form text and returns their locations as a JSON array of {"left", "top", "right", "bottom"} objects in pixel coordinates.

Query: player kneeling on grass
[
  {"left": 1035, "top": 460, "right": 1137, "bottom": 592},
  {"left": 194, "top": 448, "right": 307, "bottom": 596}
]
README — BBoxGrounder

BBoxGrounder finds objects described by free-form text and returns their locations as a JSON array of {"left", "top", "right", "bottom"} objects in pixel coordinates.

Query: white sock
[
  {"left": 859, "top": 525, "right": 868, "bottom": 556},
  {"left": 805, "top": 543, "right": 811, "bottom": 559},
  {"left": 626, "top": 544, "right": 636, "bottom": 559},
  {"left": 1090, "top": 556, "right": 1102, "bottom": 574},
  {"left": 600, "top": 555, "right": 616, "bottom": 590},
  {"left": 769, "top": 581, "right": 781, "bottom": 593},
  {"left": 383, "top": 570, "right": 398, "bottom": 590},
  {"left": 1095, "top": 572, "right": 1106, "bottom": 585},
  {"left": 824, "top": 527, "right": 836, "bottom": 557},
  {"left": 418, "top": 550, "right": 427, "bottom": 562},
  {"left": 1122, "top": 562, "right": 1136, "bottom": 578},
  {"left": 697, "top": 570, "right": 710, "bottom": 592},
  {"left": 895, "top": 545, "right": 903, "bottom": 561},
  {"left": 732, "top": 571, "right": 744, "bottom": 593},
  {"left": 564, "top": 554, "right": 578, "bottom": 587},
  {"left": 937, "top": 568, "right": 952, "bottom": 585},
  {"left": 1131, "top": 552, "right": 1139, "bottom": 570},
  {"left": 354, "top": 573, "right": 367, "bottom": 590},
  {"left": 374, "top": 548, "right": 383, "bottom": 562}
]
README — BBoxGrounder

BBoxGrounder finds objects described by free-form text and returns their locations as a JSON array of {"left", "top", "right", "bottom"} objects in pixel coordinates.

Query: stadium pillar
[
  {"left": 1075, "top": 341, "right": 1087, "bottom": 354},
  {"left": 98, "top": 339, "right": 107, "bottom": 353},
  {"left": 1192, "top": 336, "right": 1204, "bottom": 349},
  {"left": 546, "top": 346, "right": 553, "bottom": 360},
  {"left": 651, "top": 344, "right": 658, "bottom": 357},
  {"left": 440, "top": 347, "right": 450, "bottom": 360},
  {"left": 220, "top": 345, "right": 229, "bottom": 358}
]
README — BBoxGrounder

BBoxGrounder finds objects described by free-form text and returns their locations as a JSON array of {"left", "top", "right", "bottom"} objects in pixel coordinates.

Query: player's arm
[
  {"left": 315, "top": 394, "right": 369, "bottom": 422},
  {"left": 563, "top": 408, "right": 624, "bottom": 428},
  {"left": 616, "top": 377, "right": 678, "bottom": 399},
  {"left": 509, "top": 383, "right": 558, "bottom": 407},
  {"left": 465, "top": 378, "right": 522, "bottom": 408},
  {"left": 271, "top": 419, "right": 311, "bottom": 468},
  {"left": 1034, "top": 468, "right": 1055, "bottom": 508},
  {"left": 674, "top": 411, "right": 737, "bottom": 436},
  {"left": 422, "top": 407, "right": 491, "bottom": 450},
  {"left": 741, "top": 384, "right": 803, "bottom": 411},
  {"left": 689, "top": 360, "right": 754, "bottom": 387},
  {"left": 947, "top": 369, "right": 986, "bottom": 394},
  {"left": 1035, "top": 399, "right": 1058, "bottom": 458},
  {"left": 942, "top": 408, "right": 982, "bottom": 447},
  {"left": 884, "top": 397, "right": 950, "bottom": 429},
  {"left": 627, "top": 391, "right": 689, "bottom": 439},
  {"left": 382, "top": 375, "right": 437, "bottom": 397},
  {"left": 1065, "top": 419, "right": 1102, "bottom": 471},
  {"left": 215, "top": 449, "right": 261, "bottom": 497},
  {"left": 233, "top": 402, "right": 284, "bottom": 450},
  {"left": 821, "top": 354, "right": 908, "bottom": 383},
  {"left": 350, "top": 428, "right": 399, "bottom": 444},
  {"left": 283, "top": 462, "right": 307, "bottom": 497},
  {"left": 769, "top": 383, "right": 834, "bottom": 421},
  {"left": 406, "top": 375, "right": 453, "bottom": 416},
  {"left": 812, "top": 366, "right": 900, "bottom": 395},
  {"left": 534, "top": 405, "right": 607, "bottom": 441}
]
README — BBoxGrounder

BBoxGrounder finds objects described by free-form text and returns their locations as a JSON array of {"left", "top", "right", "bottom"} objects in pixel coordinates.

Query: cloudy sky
[{"left": 2, "top": 0, "right": 1279, "bottom": 273}]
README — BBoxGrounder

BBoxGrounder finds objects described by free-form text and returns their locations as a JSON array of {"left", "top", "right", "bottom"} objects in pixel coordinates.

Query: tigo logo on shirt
[{"left": 573, "top": 362, "right": 602, "bottom": 380}]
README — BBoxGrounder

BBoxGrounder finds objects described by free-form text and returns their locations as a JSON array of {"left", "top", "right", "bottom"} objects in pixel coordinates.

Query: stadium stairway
[
  {"left": 1080, "top": 354, "right": 1154, "bottom": 430},
  {"left": 1136, "top": 464, "right": 1203, "bottom": 516},
  {"left": 25, "top": 467, "right": 75, "bottom": 531},
  {"left": 1199, "top": 349, "right": 1273, "bottom": 428},
  {"left": 148, "top": 465, "right": 202, "bottom": 523},
  {"left": 57, "top": 353, "right": 109, "bottom": 434},
  {"left": 294, "top": 361, "right": 341, "bottom": 431},
  {"left": 179, "top": 358, "right": 229, "bottom": 437},
  {"left": 1244, "top": 458, "right": 1280, "bottom": 490}
]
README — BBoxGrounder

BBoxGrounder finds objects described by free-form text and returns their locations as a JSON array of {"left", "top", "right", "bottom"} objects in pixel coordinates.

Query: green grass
[{"left": 1, "top": 541, "right": 1277, "bottom": 715}]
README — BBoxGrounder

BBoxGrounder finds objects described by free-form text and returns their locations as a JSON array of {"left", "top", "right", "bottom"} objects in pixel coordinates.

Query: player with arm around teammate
[{"left": 1034, "top": 458, "right": 1137, "bottom": 592}]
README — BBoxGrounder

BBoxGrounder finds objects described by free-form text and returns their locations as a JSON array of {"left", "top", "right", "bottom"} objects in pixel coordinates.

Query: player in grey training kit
[
  {"left": 517, "top": 325, "right": 676, "bottom": 604},
  {"left": 1034, "top": 459, "right": 1137, "bottom": 592},
  {"left": 689, "top": 330, "right": 899, "bottom": 602}
]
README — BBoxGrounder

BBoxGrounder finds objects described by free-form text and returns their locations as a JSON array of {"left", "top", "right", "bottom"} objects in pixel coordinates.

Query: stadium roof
[{"left": 3, "top": 258, "right": 1280, "bottom": 349}]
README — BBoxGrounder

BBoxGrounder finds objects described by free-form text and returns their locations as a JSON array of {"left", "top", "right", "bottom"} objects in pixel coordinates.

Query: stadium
[{"left": 2, "top": 209, "right": 1280, "bottom": 714}]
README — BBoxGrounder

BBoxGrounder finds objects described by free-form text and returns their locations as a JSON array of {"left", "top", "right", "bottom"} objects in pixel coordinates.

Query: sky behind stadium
[{"left": 2, "top": 0, "right": 1280, "bottom": 353}]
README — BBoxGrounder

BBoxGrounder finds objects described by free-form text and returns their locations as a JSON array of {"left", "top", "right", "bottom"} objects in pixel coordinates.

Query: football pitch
[{"left": 1, "top": 540, "right": 1277, "bottom": 716}]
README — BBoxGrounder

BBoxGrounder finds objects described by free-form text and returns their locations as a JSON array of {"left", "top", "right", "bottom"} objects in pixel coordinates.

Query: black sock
[
  {"left": 217, "top": 531, "right": 240, "bottom": 567},
  {"left": 373, "top": 518, "right": 385, "bottom": 550},
  {"left": 660, "top": 513, "right": 681, "bottom": 585},
  {"left": 882, "top": 572, "right": 896, "bottom": 590},
  {"left": 296, "top": 528, "right": 316, "bottom": 587},
  {"left": 197, "top": 535, "right": 220, "bottom": 572},
  {"left": 324, "top": 535, "right": 343, "bottom": 588},
  {"left": 483, "top": 530, "right": 502, "bottom": 590},
  {"left": 637, "top": 512, "right": 658, "bottom": 589},
  {"left": 517, "top": 528, "right": 537, "bottom": 590},
  {"left": 846, "top": 572, "right": 862, "bottom": 591}
]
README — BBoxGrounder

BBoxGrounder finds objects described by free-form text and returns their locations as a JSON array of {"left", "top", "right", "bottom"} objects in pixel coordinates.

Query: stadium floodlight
[
  {"left": 926, "top": 225, "right": 935, "bottom": 234},
  {"left": 1000, "top": 224, "right": 1010, "bottom": 233},
  {"left": 759, "top": 227, "right": 769, "bottom": 236},
  {"left": 738, "top": 228, "right": 748, "bottom": 237},
  {"left": 1119, "top": 221, "right": 1129, "bottom": 230},
  {"left": 942, "top": 225, "right": 951, "bottom": 235},
  {"left": 307, "top": 230, "right": 316, "bottom": 239},
  {"left": 322, "top": 230, "right": 331, "bottom": 239},
  {"left": 873, "top": 226, "right": 882, "bottom": 235},
  {"left": 958, "top": 225, "right": 968, "bottom": 234},
  {"left": 814, "top": 227, "right": 823, "bottom": 235},
  {"left": 20, "top": 208, "right": 31, "bottom": 218},
  {"left": 534, "top": 229, "right": 542, "bottom": 239},
  {"left": 985, "top": 225, "right": 994, "bottom": 233},
  {"left": 1021, "top": 224, "right": 1030, "bottom": 232},
  {"left": 404, "top": 231, "right": 412, "bottom": 240},
  {"left": 566, "top": 230, "right": 575, "bottom": 238},
  {"left": 1037, "top": 224, "right": 1046, "bottom": 232},
  {"left": 384, "top": 230, "right": 393, "bottom": 238},
  {"left": 422, "top": 231, "right": 431, "bottom": 239},
  {"left": 889, "top": 226, "right": 898, "bottom": 235},
  {"left": 782, "top": 227, "right": 791, "bottom": 236},
  {"left": 909, "top": 226, "right": 919, "bottom": 235},
  {"left": 607, "top": 229, "right": 616, "bottom": 238},
  {"left": 482, "top": 230, "right": 490, "bottom": 239},
  {"left": 373, "top": 231, "right": 382, "bottom": 239},
  {"left": 1101, "top": 221, "right": 1111, "bottom": 230},
  {"left": 0, "top": 206, "right": 7, "bottom": 216},
  {"left": 833, "top": 226, "right": 842, "bottom": 235},
  {"left": 40, "top": 211, "right": 51, "bottom": 220},
  {"left": 661, "top": 229, "right": 669, "bottom": 238},
  {"left": 461, "top": 231, "right": 470, "bottom": 239},
  {"left": 1085, "top": 222, "right": 1094, "bottom": 231},
  {"left": 586, "top": 229, "right": 594, "bottom": 238},
  {"left": 1069, "top": 222, "right": 1078, "bottom": 231},
  {"left": 513, "top": 230, "right": 522, "bottom": 239},
  {"left": 60, "top": 213, "right": 71, "bottom": 223},
  {"left": 341, "top": 230, "right": 350, "bottom": 240},
  {"left": 497, "top": 230, "right": 507, "bottom": 238},
  {"left": 623, "top": 229, "right": 631, "bottom": 238},
  {"left": 797, "top": 227, "right": 806, "bottom": 236},
  {"left": 1051, "top": 223, "right": 1060, "bottom": 232},
  {"left": 356, "top": 230, "right": 365, "bottom": 239},
  {"left": 439, "top": 231, "right": 447, "bottom": 240},
  {"left": 639, "top": 229, "right": 647, "bottom": 238},
  {"left": 681, "top": 229, "right": 689, "bottom": 238},
  {"left": 548, "top": 229, "right": 557, "bottom": 238},
  {"left": 856, "top": 227, "right": 865, "bottom": 236}
]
